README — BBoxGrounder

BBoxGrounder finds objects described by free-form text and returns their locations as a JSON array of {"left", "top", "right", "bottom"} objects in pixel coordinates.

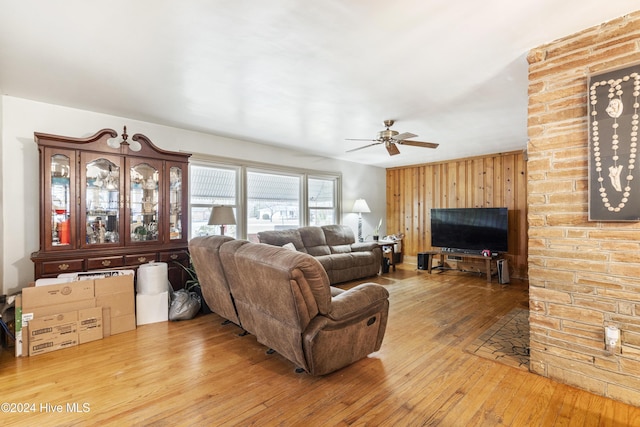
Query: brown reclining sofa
[
  {"left": 257, "top": 224, "right": 382, "bottom": 285},
  {"left": 189, "top": 235, "right": 389, "bottom": 375}
]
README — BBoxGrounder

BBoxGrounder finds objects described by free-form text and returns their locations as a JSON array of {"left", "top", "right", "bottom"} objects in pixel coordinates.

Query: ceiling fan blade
[
  {"left": 397, "top": 140, "right": 439, "bottom": 149},
  {"left": 346, "top": 142, "right": 382, "bottom": 153},
  {"left": 346, "top": 138, "right": 378, "bottom": 142},
  {"left": 393, "top": 132, "right": 418, "bottom": 141},
  {"left": 386, "top": 142, "right": 400, "bottom": 156}
]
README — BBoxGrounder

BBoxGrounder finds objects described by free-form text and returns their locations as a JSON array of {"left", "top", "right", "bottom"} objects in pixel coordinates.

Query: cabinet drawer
[
  {"left": 159, "top": 251, "right": 189, "bottom": 264},
  {"left": 125, "top": 253, "right": 157, "bottom": 266},
  {"left": 42, "top": 259, "right": 85, "bottom": 275},
  {"left": 87, "top": 256, "right": 125, "bottom": 270}
]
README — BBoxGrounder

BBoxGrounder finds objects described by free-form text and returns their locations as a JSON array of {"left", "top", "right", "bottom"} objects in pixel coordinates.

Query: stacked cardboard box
[
  {"left": 18, "top": 275, "right": 135, "bottom": 356},
  {"left": 28, "top": 311, "right": 79, "bottom": 356}
]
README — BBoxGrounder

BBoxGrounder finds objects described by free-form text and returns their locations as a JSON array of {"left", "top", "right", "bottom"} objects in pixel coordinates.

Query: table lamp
[
  {"left": 208, "top": 205, "right": 236, "bottom": 235},
  {"left": 352, "top": 198, "right": 370, "bottom": 242}
]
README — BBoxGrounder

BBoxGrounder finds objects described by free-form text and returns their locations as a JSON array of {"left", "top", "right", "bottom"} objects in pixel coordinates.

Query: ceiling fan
[{"left": 346, "top": 120, "right": 439, "bottom": 156}]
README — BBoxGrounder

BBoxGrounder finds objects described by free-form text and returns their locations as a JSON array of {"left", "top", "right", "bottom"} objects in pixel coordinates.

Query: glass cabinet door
[
  {"left": 46, "top": 149, "right": 76, "bottom": 250},
  {"left": 128, "top": 159, "right": 162, "bottom": 243},
  {"left": 168, "top": 164, "right": 184, "bottom": 240},
  {"left": 81, "top": 153, "right": 122, "bottom": 247}
]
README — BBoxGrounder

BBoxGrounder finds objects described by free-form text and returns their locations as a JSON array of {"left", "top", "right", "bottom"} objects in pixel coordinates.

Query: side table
[{"left": 377, "top": 239, "right": 402, "bottom": 272}]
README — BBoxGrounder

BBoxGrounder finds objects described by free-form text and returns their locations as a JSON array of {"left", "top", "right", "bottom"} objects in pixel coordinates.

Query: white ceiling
[{"left": 0, "top": 1, "right": 636, "bottom": 168}]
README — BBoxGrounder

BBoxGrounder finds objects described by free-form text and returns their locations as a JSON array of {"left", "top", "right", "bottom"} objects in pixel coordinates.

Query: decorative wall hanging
[{"left": 588, "top": 63, "right": 640, "bottom": 221}]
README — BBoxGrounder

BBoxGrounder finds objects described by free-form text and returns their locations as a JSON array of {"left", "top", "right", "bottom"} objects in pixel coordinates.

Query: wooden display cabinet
[{"left": 31, "top": 127, "right": 192, "bottom": 289}]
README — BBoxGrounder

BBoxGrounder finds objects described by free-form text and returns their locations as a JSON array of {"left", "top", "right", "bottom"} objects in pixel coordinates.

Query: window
[
  {"left": 247, "top": 170, "right": 300, "bottom": 241},
  {"left": 189, "top": 164, "right": 238, "bottom": 238},
  {"left": 189, "top": 160, "right": 340, "bottom": 240},
  {"left": 308, "top": 177, "right": 336, "bottom": 226}
]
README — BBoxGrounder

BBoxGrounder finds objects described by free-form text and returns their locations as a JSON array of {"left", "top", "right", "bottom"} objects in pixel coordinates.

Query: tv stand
[
  {"left": 418, "top": 250, "right": 502, "bottom": 282},
  {"left": 441, "top": 247, "right": 484, "bottom": 256}
]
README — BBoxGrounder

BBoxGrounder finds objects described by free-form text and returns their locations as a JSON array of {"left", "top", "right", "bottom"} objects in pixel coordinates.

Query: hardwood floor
[{"left": 2, "top": 264, "right": 639, "bottom": 426}]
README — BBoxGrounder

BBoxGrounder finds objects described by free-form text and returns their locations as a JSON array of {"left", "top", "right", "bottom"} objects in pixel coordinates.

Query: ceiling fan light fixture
[
  {"left": 378, "top": 129, "right": 398, "bottom": 141},
  {"left": 346, "top": 120, "right": 438, "bottom": 156}
]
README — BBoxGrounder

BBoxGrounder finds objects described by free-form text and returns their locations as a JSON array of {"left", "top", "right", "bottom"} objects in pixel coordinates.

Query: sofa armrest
[
  {"left": 351, "top": 242, "right": 379, "bottom": 252},
  {"left": 330, "top": 286, "right": 345, "bottom": 297},
  {"left": 327, "top": 283, "right": 389, "bottom": 321}
]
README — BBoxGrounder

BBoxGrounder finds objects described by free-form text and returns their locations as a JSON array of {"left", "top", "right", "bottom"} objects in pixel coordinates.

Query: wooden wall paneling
[
  {"left": 468, "top": 160, "right": 476, "bottom": 206},
  {"left": 435, "top": 163, "right": 445, "bottom": 207},
  {"left": 399, "top": 169, "right": 405, "bottom": 236},
  {"left": 405, "top": 167, "right": 416, "bottom": 245},
  {"left": 385, "top": 169, "right": 391, "bottom": 235},
  {"left": 422, "top": 166, "right": 432, "bottom": 250},
  {"left": 399, "top": 167, "right": 407, "bottom": 238},
  {"left": 461, "top": 161, "right": 468, "bottom": 206},
  {"left": 386, "top": 169, "right": 395, "bottom": 235},
  {"left": 498, "top": 156, "right": 504, "bottom": 206},
  {"left": 387, "top": 168, "right": 399, "bottom": 236},
  {"left": 400, "top": 166, "right": 408, "bottom": 237},
  {"left": 491, "top": 157, "right": 500, "bottom": 207},
  {"left": 480, "top": 158, "right": 488, "bottom": 206},
  {"left": 473, "top": 159, "right": 485, "bottom": 208},
  {"left": 440, "top": 164, "right": 446, "bottom": 206},
  {"left": 396, "top": 167, "right": 403, "bottom": 235},
  {"left": 502, "top": 154, "right": 515, "bottom": 275},
  {"left": 447, "top": 161, "right": 457, "bottom": 207},
  {"left": 416, "top": 166, "right": 431, "bottom": 247},
  {"left": 485, "top": 157, "right": 495, "bottom": 206},
  {"left": 504, "top": 155, "right": 516, "bottom": 209},
  {"left": 413, "top": 166, "right": 421, "bottom": 255},
  {"left": 386, "top": 151, "right": 528, "bottom": 279}
]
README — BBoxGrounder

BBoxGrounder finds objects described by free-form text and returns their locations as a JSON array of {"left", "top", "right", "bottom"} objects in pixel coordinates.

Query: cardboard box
[
  {"left": 20, "top": 274, "right": 136, "bottom": 356},
  {"left": 136, "top": 291, "right": 169, "bottom": 325},
  {"left": 111, "top": 314, "right": 137, "bottom": 335},
  {"left": 29, "top": 333, "right": 78, "bottom": 356},
  {"left": 78, "top": 307, "right": 103, "bottom": 344},
  {"left": 29, "top": 311, "right": 78, "bottom": 341},
  {"left": 102, "top": 307, "right": 111, "bottom": 337},
  {"left": 22, "top": 281, "right": 94, "bottom": 307},
  {"left": 95, "top": 275, "right": 136, "bottom": 334},
  {"left": 24, "top": 299, "right": 95, "bottom": 320},
  {"left": 28, "top": 311, "right": 79, "bottom": 356},
  {"left": 94, "top": 275, "right": 134, "bottom": 295},
  {"left": 95, "top": 292, "right": 134, "bottom": 318}
]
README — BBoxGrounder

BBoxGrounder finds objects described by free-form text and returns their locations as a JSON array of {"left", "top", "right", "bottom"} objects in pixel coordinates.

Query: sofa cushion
[
  {"left": 257, "top": 229, "right": 307, "bottom": 253},
  {"left": 322, "top": 224, "right": 357, "bottom": 254},
  {"left": 329, "top": 252, "right": 377, "bottom": 269},
  {"left": 322, "top": 224, "right": 356, "bottom": 244},
  {"left": 282, "top": 242, "right": 297, "bottom": 251},
  {"left": 329, "top": 244, "right": 352, "bottom": 254},
  {"left": 299, "top": 226, "right": 331, "bottom": 256}
]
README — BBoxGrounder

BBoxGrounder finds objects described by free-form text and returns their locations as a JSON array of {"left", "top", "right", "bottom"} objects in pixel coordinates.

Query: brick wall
[{"left": 527, "top": 11, "right": 640, "bottom": 405}]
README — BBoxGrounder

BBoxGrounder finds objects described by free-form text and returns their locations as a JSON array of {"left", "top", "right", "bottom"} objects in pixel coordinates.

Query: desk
[
  {"left": 418, "top": 251, "right": 501, "bottom": 282},
  {"left": 377, "top": 239, "right": 402, "bottom": 272}
]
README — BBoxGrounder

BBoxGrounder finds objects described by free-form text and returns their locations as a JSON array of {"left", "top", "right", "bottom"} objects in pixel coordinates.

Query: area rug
[{"left": 466, "top": 307, "right": 530, "bottom": 370}]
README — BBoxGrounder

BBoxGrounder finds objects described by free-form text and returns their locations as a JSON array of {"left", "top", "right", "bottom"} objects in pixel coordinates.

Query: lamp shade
[
  {"left": 208, "top": 206, "right": 236, "bottom": 225},
  {"left": 352, "top": 198, "right": 371, "bottom": 213}
]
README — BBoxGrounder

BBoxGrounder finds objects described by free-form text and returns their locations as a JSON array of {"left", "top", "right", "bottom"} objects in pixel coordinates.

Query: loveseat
[
  {"left": 189, "top": 235, "right": 389, "bottom": 375},
  {"left": 257, "top": 225, "right": 382, "bottom": 285}
]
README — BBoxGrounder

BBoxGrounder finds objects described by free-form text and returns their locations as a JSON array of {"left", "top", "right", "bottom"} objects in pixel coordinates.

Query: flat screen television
[{"left": 430, "top": 207, "right": 508, "bottom": 254}]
